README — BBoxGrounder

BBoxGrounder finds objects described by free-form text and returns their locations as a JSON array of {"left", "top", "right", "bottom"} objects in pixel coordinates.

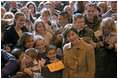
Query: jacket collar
[{"left": 66, "top": 40, "right": 84, "bottom": 50}]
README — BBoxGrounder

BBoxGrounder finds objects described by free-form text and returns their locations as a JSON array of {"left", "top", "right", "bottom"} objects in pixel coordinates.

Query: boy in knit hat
[
  {"left": 11, "top": 48, "right": 31, "bottom": 78},
  {"left": 21, "top": 48, "right": 41, "bottom": 78}
]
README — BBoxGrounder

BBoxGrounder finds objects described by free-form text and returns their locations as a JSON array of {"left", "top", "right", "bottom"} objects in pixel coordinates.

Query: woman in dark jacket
[{"left": 3, "top": 12, "right": 28, "bottom": 49}]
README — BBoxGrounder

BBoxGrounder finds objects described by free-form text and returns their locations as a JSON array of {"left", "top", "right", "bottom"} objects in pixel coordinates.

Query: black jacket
[{"left": 3, "top": 25, "right": 28, "bottom": 49}]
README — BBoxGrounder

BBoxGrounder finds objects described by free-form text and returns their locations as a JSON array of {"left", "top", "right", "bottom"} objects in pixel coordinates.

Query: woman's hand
[
  {"left": 99, "top": 41, "right": 104, "bottom": 47},
  {"left": 89, "top": 41, "right": 97, "bottom": 48},
  {"left": 107, "top": 42, "right": 115, "bottom": 49}
]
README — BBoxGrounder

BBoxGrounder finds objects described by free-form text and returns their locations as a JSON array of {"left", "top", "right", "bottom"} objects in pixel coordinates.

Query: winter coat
[
  {"left": 1, "top": 49, "right": 19, "bottom": 78},
  {"left": 63, "top": 40, "right": 95, "bottom": 78},
  {"left": 79, "top": 25, "right": 98, "bottom": 43},
  {"left": 94, "top": 30, "right": 117, "bottom": 78},
  {"left": 3, "top": 25, "right": 28, "bottom": 49}
]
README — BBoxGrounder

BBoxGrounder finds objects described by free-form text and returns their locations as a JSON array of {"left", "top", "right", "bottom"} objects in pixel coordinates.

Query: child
[
  {"left": 3, "top": 43, "right": 13, "bottom": 53},
  {"left": 11, "top": 48, "right": 24, "bottom": 65},
  {"left": 40, "top": 8, "right": 58, "bottom": 34},
  {"left": 25, "top": 20, "right": 32, "bottom": 32},
  {"left": 34, "top": 35, "right": 47, "bottom": 60},
  {"left": 21, "top": 48, "right": 41, "bottom": 78},
  {"left": 50, "top": 12, "right": 58, "bottom": 23},
  {"left": 45, "top": 45, "right": 63, "bottom": 65},
  {"left": 11, "top": 48, "right": 31, "bottom": 78},
  {"left": 33, "top": 19, "right": 52, "bottom": 47},
  {"left": 41, "top": 45, "right": 64, "bottom": 78}
]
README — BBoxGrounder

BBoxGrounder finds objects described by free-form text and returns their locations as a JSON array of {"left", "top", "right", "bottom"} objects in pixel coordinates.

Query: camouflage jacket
[
  {"left": 84, "top": 14, "right": 102, "bottom": 32},
  {"left": 79, "top": 25, "right": 98, "bottom": 43}
]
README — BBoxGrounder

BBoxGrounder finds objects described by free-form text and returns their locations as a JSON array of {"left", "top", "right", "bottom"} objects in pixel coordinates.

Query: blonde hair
[
  {"left": 25, "top": 48, "right": 38, "bottom": 58},
  {"left": 34, "top": 19, "right": 46, "bottom": 34},
  {"left": 100, "top": 17, "right": 117, "bottom": 33}
]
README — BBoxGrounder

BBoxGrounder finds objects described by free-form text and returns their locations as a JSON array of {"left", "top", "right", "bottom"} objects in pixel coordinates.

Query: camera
[
  {"left": 103, "top": 42, "right": 109, "bottom": 48},
  {"left": 99, "top": 36, "right": 103, "bottom": 41},
  {"left": 98, "top": 36, "right": 109, "bottom": 48}
]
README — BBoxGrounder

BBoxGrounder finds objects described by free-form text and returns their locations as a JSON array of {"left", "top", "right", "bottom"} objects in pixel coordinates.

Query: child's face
[
  {"left": 46, "top": 49, "right": 57, "bottom": 61},
  {"left": 35, "top": 39, "right": 45, "bottom": 52},
  {"left": 17, "top": 53, "right": 24, "bottom": 64},
  {"left": 5, "top": 46, "right": 11, "bottom": 53},
  {"left": 23, "top": 54, "right": 33, "bottom": 64},
  {"left": 51, "top": 15, "right": 58, "bottom": 22},
  {"left": 28, "top": 4, "right": 35, "bottom": 13},
  {"left": 25, "top": 36, "right": 34, "bottom": 49},
  {"left": 36, "top": 22, "right": 45, "bottom": 34},
  {"left": 25, "top": 22, "right": 31, "bottom": 31},
  {"left": 22, "top": 8, "right": 30, "bottom": 17},
  {"left": 41, "top": 12, "right": 50, "bottom": 22}
]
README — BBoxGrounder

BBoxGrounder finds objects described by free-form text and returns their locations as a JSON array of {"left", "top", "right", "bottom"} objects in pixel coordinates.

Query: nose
[
  {"left": 40, "top": 44, "right": 44, "bottom": 48},
  {"left": 70, "top": 35, "right": 74, "bottom": 40}
]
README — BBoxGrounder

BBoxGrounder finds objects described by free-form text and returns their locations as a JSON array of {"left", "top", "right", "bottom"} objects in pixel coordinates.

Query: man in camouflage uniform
[
  {"left": 84, "top": 2, "right": 102, "bottom": 32},
  {"left": 73, "top": 13, "right": 98, "bottom": 44}
]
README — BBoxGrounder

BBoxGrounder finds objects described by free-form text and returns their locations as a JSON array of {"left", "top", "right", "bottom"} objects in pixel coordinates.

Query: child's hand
[
  {"left": 16, "top": 72, "right": 23, "bottom": 75},
  {"left": 40, "top": 58, "right": 46, "bottom": 67},
  {"left": 56, "top": 34, "right": 63, "bottom": 41},
  {"left": 24, "top": 68, "right": 32, "bottom": 75}
]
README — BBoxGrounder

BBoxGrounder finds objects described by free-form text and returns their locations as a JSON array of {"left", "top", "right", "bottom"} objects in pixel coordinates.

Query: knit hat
[
  {"left": 25, "top": 48, "right": 38, "bottom": 58},
  {"left": 11, "top": 48, "right": 23, "bottom": 59}
]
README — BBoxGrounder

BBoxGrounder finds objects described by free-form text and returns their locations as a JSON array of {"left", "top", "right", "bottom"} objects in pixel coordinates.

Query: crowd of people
[{"left": 1, "top": 1, "right": 117, "bottom": 78}]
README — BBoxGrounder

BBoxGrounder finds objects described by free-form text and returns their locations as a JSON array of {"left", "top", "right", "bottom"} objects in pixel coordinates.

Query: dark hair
[
  {"left": 75, "top": 1, "right": 84, "bottom": 13},
  {"left": 3, "top": 43, "right": 13, "bottom": 50},
  {"left": 85, "top": 2, "right": 96, "bottom": 10},
  {"left": 63, "top": 24, "right": 79, "bottom": 40},
  {"left": 11, "top": 48, "right": 22, "bottom": 59},
  {"left": 26, "top": 1, "right": 37, "bottom": 14},
  {"left": 73, "top": 13, "right": 84, "bottom": 22},
  {"left": 17, "top": 32, "right": 33, "bottom": 51},
  {"left": 59, "top": 11, "right": 70, "bottom": 23},
  {"left": 45, "top": 45, "right": 56, "bottom": 54}
]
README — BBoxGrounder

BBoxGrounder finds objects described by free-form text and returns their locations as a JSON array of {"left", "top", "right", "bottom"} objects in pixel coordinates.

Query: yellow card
[{"left": 47, "top": 61, "right": 65, "bottom": 72}]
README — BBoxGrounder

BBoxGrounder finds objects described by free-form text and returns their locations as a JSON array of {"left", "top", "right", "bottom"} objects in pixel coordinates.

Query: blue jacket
[{"left": 1, "top": 49, "right": 19, "bottom": 78}]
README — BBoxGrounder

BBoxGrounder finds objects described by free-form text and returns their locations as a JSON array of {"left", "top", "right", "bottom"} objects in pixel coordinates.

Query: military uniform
[
  {"left": 79, "top": 25, "right": 98, "bottom": 43},
  {"left": 84, "top": 14, "right": 102, "bottom": 32}
]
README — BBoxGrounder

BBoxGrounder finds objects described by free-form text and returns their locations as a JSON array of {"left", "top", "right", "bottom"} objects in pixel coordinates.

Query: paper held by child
[{"left": 47, "top": 61, "right": 65, "bottom": 72}]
